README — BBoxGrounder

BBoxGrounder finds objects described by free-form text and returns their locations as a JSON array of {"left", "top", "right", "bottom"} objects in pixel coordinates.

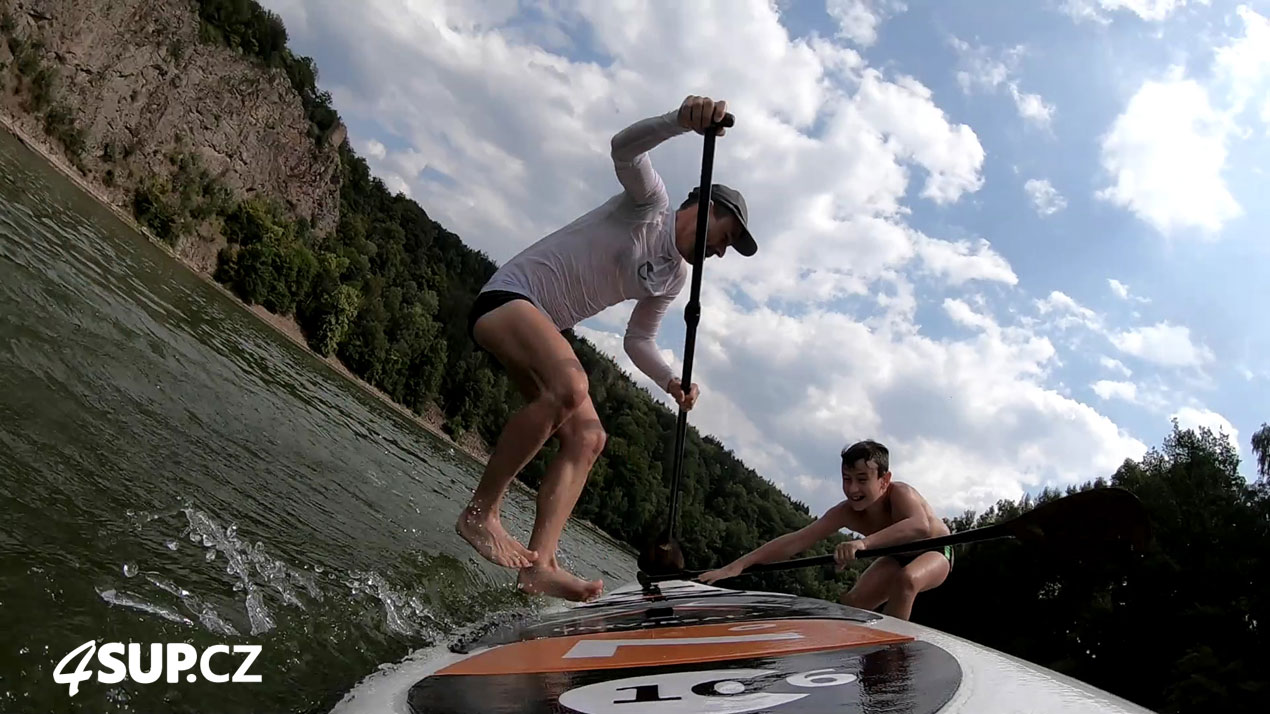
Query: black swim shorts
[
  {"left": 887, "top": 545, "right": 955, "bottom": 572},
  {"left": 466, "top": 290, "right": 532, "bottom": 346}
]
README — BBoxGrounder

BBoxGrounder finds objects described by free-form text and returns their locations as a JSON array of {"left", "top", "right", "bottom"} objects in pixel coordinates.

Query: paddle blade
[
  {"left": 637, "top": 530, "right": 685, "bottom": 576},
  {"left": 1005, "top": 486, "right": 1152, "bottom": 555}
]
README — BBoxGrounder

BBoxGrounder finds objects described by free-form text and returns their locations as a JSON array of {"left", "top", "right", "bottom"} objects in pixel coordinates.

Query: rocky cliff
[{"left": 0, "top": 0, "right": 345, "bottom": 272}]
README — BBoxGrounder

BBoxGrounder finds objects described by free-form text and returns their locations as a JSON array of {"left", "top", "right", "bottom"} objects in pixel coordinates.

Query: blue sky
[{"left": 260, "top": 0, "right": 1269, "bottom": 518}]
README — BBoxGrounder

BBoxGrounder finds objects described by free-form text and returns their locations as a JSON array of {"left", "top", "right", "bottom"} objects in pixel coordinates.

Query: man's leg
[
  {"left": 516, "top": 396, "right": 607, "bottom": 602},
  {"left": 840, "top": 558, "right": 902, "bottom": 611},
  {"left": 880, "top": 551, "right": 950, "bottom": 621},
  {"left": 456, "top": 299, "right": 593, "bottom": 568}
]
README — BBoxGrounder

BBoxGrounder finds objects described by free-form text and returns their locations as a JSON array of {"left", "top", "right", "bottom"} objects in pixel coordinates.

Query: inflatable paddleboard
[{"left": 330, "top": 579, "right": 1156, "bottom": 713}]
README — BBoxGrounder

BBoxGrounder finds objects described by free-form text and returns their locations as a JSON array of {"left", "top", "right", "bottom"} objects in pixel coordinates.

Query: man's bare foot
[
  {"left": 456, "top": 506, "right": 537, "bottom": 568},
  {"left": 517, "top": 563, "right": 604, "bottom": 602}
]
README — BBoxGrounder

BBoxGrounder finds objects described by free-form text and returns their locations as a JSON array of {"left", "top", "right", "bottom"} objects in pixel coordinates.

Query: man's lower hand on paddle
[{"left": 668, "top": 378, "right": 700, "bottom": 411}]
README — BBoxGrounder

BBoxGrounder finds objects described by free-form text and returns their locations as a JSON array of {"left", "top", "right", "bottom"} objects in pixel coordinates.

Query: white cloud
[
  {"left": 1036, "top": 290, "right": 1102, "bottom": 332},
  {"left": 1024, "top": 178, "right": 1067, "bottom": 216},
  {"left": 852, "top": 71, "right": 987, "bottom": 204},
  {"left": 1107, "top": 278, "right": 1151, "bottom": 303},
  {"left": 260, "top": 0, "right": 310, "bottom": 33},
  {"left": 826, "top": 0, "right": 908, "bottom": 48},
  {"left": 1010, "top": 86, "right": 1056, "bottom": 128},
  {"left": 1096, "top": 74, "right": 1241, "bottom": 237},
  {"left": 1100, "top": 356, "right": 1133, "bottom": 376},
  {"left": 263, "top": 0, "right": 1149, "bottom": 518},
  {"left": 1171, "top": 406, "right": 1239, "bottom": 448},
  {"left": 793, "top": 474, "right": 843, "bottom": 503},
  {"left": 364, "top": 139, "right": 387, "bottom": 160},
  {"left": 944, "top": 298, "right": 997, "bottom": 332},
  {"left": 383, "top": 174, "right": 411, "bottom": 197},
  {"left": 1212, "top": 6, "right": 1270, "bottom": 121},
  {"left": 1095, "top": 9, "right": 1270, "bottom": 237},
  {"left": 1088, "top": 379, "right": 1182, "bottom": 416},
  {"left": 951, "top": 39, "right": 1056, "bottom": 130},
  {"left": 1092, "top": 379, "right": 1138, "bottom": 402},
  {"left": 581, "top": 284, "right": 1146, "bottom": 516},
  {"left": 1061, "top": 0, "right": 1209, "bottom": 24},
  {"left": 574, "top": 323, "right": 806, "bottom": 482},
  {"left": 1109, "top": 321, "right": 1215, "bottom": 368},
  {"left": 356, "top": 139, "right": 432, "bottom": 196},
  {"left": 1059, "top": 0, "right": 1109, "bottom": 25},
  {"left": 914, "top": 233, "right": 1018, "bottom": 287},
  {"left": 953, "top": 43, "right": 1010, "bottom": 91}
]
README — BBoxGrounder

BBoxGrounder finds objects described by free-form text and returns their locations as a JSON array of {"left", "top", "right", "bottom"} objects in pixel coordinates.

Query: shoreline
[{"left": 0, "top": 110, "right": 496, "bottom": 468}]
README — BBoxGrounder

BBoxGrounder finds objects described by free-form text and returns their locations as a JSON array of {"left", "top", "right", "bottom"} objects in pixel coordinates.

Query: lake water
[{"left": 0, "top": 127, "right": 636, "bottom": 713}]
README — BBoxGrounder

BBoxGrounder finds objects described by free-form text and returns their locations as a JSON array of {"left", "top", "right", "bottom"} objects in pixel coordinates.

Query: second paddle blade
[{"left": 1005, "top": 486, "right": 1152, "bottom": 556}]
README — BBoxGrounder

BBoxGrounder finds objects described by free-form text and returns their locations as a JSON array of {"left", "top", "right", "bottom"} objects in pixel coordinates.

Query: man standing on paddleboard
[
  {"left": 700, "top": 439, "right": 953, "bottom": 620},
  {"left": 460, "top": 94, "right": 758, "bottom": 602}
]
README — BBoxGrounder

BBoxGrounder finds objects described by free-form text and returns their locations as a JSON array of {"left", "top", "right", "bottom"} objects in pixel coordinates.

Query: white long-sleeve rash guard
[{"left": 479, "top": 109, "right": 691, "bottom": 393}]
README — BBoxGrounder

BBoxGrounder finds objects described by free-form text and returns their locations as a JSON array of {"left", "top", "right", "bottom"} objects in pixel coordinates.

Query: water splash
[
  {"left": 345, "top": 570, "right": 446, "bottom": 639},
  {"left": 98, "top": 588, "right": 194, "bottom": 627},
  {"left": 98, "top": 504, "right": 532, "bottom": 648},
  {"left": 145, "top": 575, "right": 240, "bottom": 637},
  {"left": 175, "top": 507, "right": 458, "bottom": 639},
  {"left": 244, "top": 588, "right": 275, "bottom": 635},
  {"left": 146, "top": 575, "right": 191, "bottom": 600},
  {"left": 179, "top": 507, "right": 303, "bottom": 634}
]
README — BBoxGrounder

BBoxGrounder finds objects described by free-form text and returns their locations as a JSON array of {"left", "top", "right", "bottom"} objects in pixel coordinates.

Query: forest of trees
[
  {"left": 166, "top": 3, "right": 1270, "bottom": 712},
  {"left": 920, "top": 423, "right": 1269, "bottom": 714}
]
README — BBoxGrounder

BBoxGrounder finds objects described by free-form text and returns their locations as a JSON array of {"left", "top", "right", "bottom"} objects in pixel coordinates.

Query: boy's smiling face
[{"left": 841, "top": 458, "right": 890, "bottom": 511}]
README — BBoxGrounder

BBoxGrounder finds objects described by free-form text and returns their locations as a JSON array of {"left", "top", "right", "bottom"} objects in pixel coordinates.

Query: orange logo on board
[{"left": 437, "top": 619, "right": 912, "bottom": 676}]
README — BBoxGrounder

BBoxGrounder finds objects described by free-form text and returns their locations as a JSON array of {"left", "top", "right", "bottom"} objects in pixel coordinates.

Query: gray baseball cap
[{"left": 686, "top": 183, "right": 757, "bottom": 256}]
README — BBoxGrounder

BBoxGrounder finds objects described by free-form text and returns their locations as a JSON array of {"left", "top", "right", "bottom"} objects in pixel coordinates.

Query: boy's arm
[
  {"left": 856, "top": 484, "right": 931, "bottom": 550},
  {"left": 712, "top": 502, "right": 853, "bottom": 574}
]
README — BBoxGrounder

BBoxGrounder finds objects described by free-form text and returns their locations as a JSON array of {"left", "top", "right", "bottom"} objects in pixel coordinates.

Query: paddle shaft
[
  {"left": 661, "top": 523, "right": 1014, "bottom": 582},
  {"left": 665, "top": 113, "right": 734, "bottom": 541},
  {"left": 654, "top": 525, "right": 1012, "bottom": 583},
  {"left": 644, "top": 485, "right": 1148, "bottom": 585}
]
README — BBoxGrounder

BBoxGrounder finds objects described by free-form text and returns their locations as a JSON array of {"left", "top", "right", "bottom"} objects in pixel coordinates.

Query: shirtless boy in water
[
  {"left": 458, "top": 95, "right": 758, "bottom": 602},
  {"left": 700, "top": 439, "right": 952, "bottom": 620}
]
